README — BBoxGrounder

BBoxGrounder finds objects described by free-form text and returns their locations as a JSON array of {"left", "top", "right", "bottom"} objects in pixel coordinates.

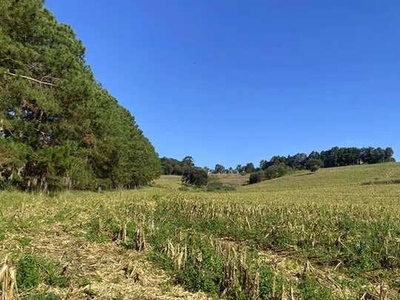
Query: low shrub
[
  {"left": 249, "top": 171, "right": 265, "bottom": 184},
  {"left": 182, "top": 168, "right": 208, "bottom": 187},
  {"left": 264, "top": 164, "right": 291, "bottom": 180}
]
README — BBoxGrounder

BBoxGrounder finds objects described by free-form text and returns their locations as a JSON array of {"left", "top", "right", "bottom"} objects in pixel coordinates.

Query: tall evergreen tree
[{"left": 0, "top": 0, "right": 160, "bottom": 191}]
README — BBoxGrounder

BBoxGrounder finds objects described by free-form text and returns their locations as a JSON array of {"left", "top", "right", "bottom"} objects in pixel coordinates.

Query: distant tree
[
  {"left": 230, "top": 146, "right": 394, "bottom": 176},
  {"left": 244, "top": 163, "right": 255, "bottom": 174},
  {"left": 306, "top": 159, "right": 324, "bottom": 173},
  {"left": 260, "top": 160, "right": 269, "bottom": 170},
  {"left": 308, "top": 151, "right": 321, "bottom": 160},
  {"left": 160, "top": 157, "right": 185, "bottom": 175},
  {"left": 287, "top": 153, "right": 307, "bottom": 170},
  {"left": 182, "top": 156, "right": 195, "bottom": 170},
  {"left": 213, "top": 164, "right": 225, "bottom": 174},
  {"left": 182, "top": 168, "right": 208, "bottom": 187},
  {"left": 384, "top": 147, "right": 395, "bottom": 162},
  {"left": 264, "top": 164, "right": 290, "bottom": 180},
  {"left": 269, "top": 156, "right": 288, "bottom": 167},
  {"left": 249, "top": 171, "right": 265, "bottom": 184},
  {"left": 235, "top": 165, "right": 244, "bottom": 174}
]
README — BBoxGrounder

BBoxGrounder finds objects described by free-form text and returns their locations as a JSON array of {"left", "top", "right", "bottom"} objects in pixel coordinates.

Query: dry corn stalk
[
  {"left": 134, "top": 227, "right": 146, "bottom": 252},
  {"left": 379, "top": 282, "right": 388, "bottom": 300},
  {"left": 164, "top": 241, "right": 188, "bottom": 270},
  {"left": 118, "top": 223, "right": 127, "bottom": 243},
  {"left": 0, "top": 256, "right": 18, "bottom": 300}
]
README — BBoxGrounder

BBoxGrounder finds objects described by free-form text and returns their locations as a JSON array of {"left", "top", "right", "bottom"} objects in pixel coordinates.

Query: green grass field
[{"left": 1, "top": 163, "right": 400, "bottom": 299}]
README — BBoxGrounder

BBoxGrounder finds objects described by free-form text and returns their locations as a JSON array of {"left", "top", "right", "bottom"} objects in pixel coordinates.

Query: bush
[
  {"left": 182, "top": 168, "right": 208, "bottom": 187},
  {"left": 249, "top": 171, "right": 265, "bottom": 184},
  {"left": 264, "top": 164, "right": 290, "bottom": 180},
  {"left": 306, "top": 159, "right": 324, "bottom": 173}
]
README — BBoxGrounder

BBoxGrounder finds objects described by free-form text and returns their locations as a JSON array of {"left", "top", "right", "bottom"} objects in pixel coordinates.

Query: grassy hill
[
  {"left": 242, "top": 162, "right": 400, "bottom": 192},
  {"left": 1, "top": 163, "right": 400, "bottom": 299}
]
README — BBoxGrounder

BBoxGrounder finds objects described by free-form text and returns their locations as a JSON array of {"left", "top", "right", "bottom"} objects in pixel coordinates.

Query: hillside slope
[{"left": 241, "top": 162, "right": 400, "bottom": 192}]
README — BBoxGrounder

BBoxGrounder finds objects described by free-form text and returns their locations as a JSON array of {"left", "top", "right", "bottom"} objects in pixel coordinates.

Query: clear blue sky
[{"left": 46, "top": 0, "right": 399, "bottom": 168}]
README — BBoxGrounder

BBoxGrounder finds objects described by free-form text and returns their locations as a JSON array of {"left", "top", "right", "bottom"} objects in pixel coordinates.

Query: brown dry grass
[{"left": 209, "top": 174, "right": 250, "bottom": 187}]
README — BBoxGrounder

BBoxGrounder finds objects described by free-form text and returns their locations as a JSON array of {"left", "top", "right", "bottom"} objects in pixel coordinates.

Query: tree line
[
  {"left": 0, "top": 0, "right": 160, "bottom": 192},
  {"left": 161, "top": 147, "right": 395, "bottom": 186},
  {"left": 209, "top": 147, "right": 395, "bottom": 175}
]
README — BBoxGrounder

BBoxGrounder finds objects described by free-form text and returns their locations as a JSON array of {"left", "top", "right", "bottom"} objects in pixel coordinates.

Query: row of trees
[
  {"left": 160, "top": 156, "right": 209, "bottom": 187},
  {"left": 160, "top": 156, "right": 196, "bottom": 175},
  {"left": 210, "top": 147, "right": 395, "bottom": 175},
  {"left": 162, "top": 146, "right": 395, "bottom": 186},
  {"left": 258, "top": 147, "right": 394, "bottom": 171},
  {"left": 248, "top": 147, "right": 395, "bottom": 184},
  {"left": 0, "top": 0, "right": 160, "bottom": 191}
]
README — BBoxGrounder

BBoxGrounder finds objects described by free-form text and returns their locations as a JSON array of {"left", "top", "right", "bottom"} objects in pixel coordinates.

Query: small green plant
[
  {"left": 16, "top": 255, "right": 68, "bottom": 291},
  {"left": 85, "top": 216, "right": 120, "bottom": 242},
  {"left": 78, "top": 277, "right": 91, "bottom": 288},
  {"left": 16, "top": 256, "right": 41, "bottom": 290},
  {"left": 17, "top": 237, "right": 32, "bottom": 247},
  {"left": 299, "top": 276, "right": 333, "bottom": 300},
  {"left": 22, "top": 293, "right": 61, "bottom": 300}
]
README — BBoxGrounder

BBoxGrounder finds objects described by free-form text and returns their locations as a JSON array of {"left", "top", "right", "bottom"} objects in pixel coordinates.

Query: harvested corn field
[{"left": 1, "top": 163, "right": 400, "bottom": 299}]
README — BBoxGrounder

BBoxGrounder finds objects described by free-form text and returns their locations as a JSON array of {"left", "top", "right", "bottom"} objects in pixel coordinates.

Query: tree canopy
[
  {"left": 0, "top": 0, "right": 160, "bottom": 191},
  {"left": 248, "top": 146, "right": 395, "bottom": 184}
]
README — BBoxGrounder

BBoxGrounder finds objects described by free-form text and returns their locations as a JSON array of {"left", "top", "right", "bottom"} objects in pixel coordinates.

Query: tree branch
[{"left": 6, "top": 71, "right": 57, "bottom": 87}]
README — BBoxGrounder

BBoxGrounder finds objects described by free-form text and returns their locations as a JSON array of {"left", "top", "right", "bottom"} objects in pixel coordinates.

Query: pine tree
[{"left": 0, "top": 0, "right": 160, "bottom": 191}]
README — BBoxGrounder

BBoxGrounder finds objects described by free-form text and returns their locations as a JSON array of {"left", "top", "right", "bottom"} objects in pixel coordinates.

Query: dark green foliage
[
  {"left": 16, "top": 256, "right": 41, "bottom": 290},
  {"left": 16, "top": 255, "right": 68, "bottom": 291},
  {"left": 264, "top": 163, "right": 290, "bottom": 180},
  {"left": 213, "top": 164, "right": 225, "bottom": 174},
  {"left": 320, "top": 147, "right": 394, "bottom": 167},
  {"left": 306, "top": 158, "right": 324, "bottom": 173},
  {"left": 85, "top": 216, "right": 121, "bottom": 243},
  {"left": 160, "top": 156, "right": 199, "bottom": 175},
  {"left": 257, "top": 146, "right": 395, "bottom": 174},
  {"left": 244, "top": 163, "right": 255, "bottom": 174},
  {"left": 249, "top": 171, "right": 265, "bottom": 184},
  {"left": 299, "top": 276, "right": 333, "bottom": 300},
  {"left": 287, "top": 153, "right": 307, "bottom": 170},
  {"left": 22, "top": 293, "right": 61, "bottom": 300},
  {"left": 182, "top": 168, "right": 208, "bottom": 187},
  {"left": 0, "top": 0, "right": 160, "bottom": 191}
]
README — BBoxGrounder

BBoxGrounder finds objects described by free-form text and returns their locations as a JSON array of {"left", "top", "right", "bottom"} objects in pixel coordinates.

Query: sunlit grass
[{"left": 1, "top": 163, "right": 400, "bottom": 299}]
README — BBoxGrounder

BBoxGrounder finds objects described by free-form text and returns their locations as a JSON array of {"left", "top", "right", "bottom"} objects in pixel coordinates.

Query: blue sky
[{"left": 46, "top": 0, "right": 399, "bottom": 168}]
